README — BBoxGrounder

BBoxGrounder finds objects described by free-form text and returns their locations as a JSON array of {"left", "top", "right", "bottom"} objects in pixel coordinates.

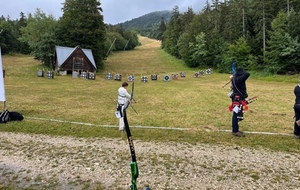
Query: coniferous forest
[
  {"left": 160, "top": 0, "right": 300, "bottom": 74},
  {"left": 0, "top": 0, "right": 139, "bottom": 70},
  {"left": 1, "top": 0, "right": 300, "bottom": 74}
]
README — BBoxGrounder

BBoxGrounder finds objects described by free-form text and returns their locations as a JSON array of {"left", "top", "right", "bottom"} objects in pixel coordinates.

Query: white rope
[
  {"left": 26, "top": 116, "right": 293, "bottom": 136},
  {"left": 217, "top": 129, "right": 293, "bottom": 136},
  {"left": 26, "top": 117, "right": 189, "bottom": 131}
]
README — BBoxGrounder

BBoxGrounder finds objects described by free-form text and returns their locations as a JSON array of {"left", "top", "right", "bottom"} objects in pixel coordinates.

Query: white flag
[{"left": 0, "top": 47, "right": 6, "bottom": 101}]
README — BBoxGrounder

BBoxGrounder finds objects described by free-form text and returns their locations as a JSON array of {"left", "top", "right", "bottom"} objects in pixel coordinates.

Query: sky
[{"left": 0, "top": 0, "right": 206, "bottom": 25}]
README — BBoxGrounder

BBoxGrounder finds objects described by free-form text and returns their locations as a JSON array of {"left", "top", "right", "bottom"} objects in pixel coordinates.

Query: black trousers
[
  {"left": 117, "top": 104, "right": 124, "bottom": 117},
  {"left": 294, "top": 111, "right": 300, "bottom": 136},
  {"left": 294, "top": 104, "right": 300, "bottom": 136}
]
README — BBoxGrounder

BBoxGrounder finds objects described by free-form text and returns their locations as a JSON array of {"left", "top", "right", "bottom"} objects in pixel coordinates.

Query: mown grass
[{"left": 1, "top": 36, "right": 300, "bottom": 153}]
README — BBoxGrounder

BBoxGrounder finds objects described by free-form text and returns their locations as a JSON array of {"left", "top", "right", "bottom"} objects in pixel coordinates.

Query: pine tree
[
  {"left": 157, "top": 17, "right": 166, "bottom": 41},
  {"left": 57, "top": 0, "right": 106, "bottom": 69},
  {"left": 162, "top": 6, "right": 181, "bottom": 57}
]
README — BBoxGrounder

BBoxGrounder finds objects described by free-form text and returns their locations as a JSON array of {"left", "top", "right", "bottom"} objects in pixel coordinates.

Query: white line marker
[
  {"left": 26, "top": 117, "right": 294, "bottom": 136},
  {"left": 26, "top": 117, "right": 189, "bottom": 131}
]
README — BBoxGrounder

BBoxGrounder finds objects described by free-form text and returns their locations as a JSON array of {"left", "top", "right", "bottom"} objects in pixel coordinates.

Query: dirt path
[{"left": 0, "top": 132, "right": 299, "bottom": 190}]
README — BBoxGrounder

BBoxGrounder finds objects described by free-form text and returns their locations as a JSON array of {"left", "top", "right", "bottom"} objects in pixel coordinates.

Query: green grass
[{"left": 1, "top": 36, "right": 300, "bottom": 153}]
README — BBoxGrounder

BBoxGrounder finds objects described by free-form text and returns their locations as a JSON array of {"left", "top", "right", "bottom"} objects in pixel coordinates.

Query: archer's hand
[{"left": 229, "top": 75, "right": 233, "bottom": 80}]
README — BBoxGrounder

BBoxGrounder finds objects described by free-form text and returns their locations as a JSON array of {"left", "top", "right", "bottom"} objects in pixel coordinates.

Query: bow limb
[
  {"left": 129, "top": 81, "right": 138, "bottom": 114},
  {"left": 130, "top": 81, "right": 137, "bottom": 103},
  {"left": 123, "top": 111, "right": 139, "bottom": 190}
]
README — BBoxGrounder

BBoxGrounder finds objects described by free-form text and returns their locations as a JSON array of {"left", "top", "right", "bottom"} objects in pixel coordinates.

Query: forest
[
  {"left": 0, "top": 0, "right": 139, "bottom": 70},
  {"left": 1, "top": 0, "right": 300, "bottom": 74},
  {"left": 160, "top": 0, "right": 300, "bottom": 74}
]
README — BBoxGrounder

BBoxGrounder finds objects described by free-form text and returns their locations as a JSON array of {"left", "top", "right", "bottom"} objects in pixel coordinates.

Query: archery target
[
  {"left": 151, "top": 74, "right": 157, "bottom": 80},
  {"left": 164, "top": 75, "right": 171, "bottom": 82},
  {"left": 81, "top": 71, "right": 88, "bottom": 79},
  {"left": 114, "top": 74, "right": 122, "bottom": 81},
  {"left": 47, "top": 71, "right": 54, "bottom": 79},
  {"left": 172, "top": 73, "right": 178, "bottom": 80},
  {"left": 106, "top": 72, "right": 113, "bottom": 79},
  {"left": 37, "top": 70, "right": 44, "bottom": 77},
  {"left": 88, "top": 72, "right": 95, "bottom": 80},
  {"left": 206, "top": 68, "right": 213, "bottom": 74},
  {"left": 180, "top": 72, "right": 186, "bottom": 77},
  {"left": 128, "top": 75, "right": 135, "bottom": 82},
  {"left": 141, "top": 76, "right": 148, "bottom": 82}
]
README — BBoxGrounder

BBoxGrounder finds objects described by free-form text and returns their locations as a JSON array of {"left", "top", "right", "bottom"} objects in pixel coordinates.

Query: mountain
[{"left": 119, "top": 10, "right": 172, "bottom": 30}]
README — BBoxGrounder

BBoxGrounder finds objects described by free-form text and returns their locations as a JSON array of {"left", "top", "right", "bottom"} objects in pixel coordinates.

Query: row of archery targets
[
  {"left": 106, "top": 68, "right": 213, "bottom": 82},
  {"left": 37, "top": 69, "right": 96, "bottom": 80},
  {"left": 36, "top": 68, "right": 213, "bottom": 82}
]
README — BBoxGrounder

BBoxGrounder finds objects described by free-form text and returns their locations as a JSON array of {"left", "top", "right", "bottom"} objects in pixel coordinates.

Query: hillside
[
  {"left": 120, "top": 10, "right": 172, "bottom": 30},
  {"left": 0, "top": 36, "right": 300, "bottom": 190}
]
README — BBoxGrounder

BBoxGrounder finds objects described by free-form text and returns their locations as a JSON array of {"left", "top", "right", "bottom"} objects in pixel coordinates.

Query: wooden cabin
[{"left": 55, "top": 46, "right": 97, "bottom": 74}]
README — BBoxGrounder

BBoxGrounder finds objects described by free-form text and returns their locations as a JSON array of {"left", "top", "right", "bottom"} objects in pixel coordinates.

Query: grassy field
[{"left": 1, "top": 36, "right": 300, "bottom": 153}]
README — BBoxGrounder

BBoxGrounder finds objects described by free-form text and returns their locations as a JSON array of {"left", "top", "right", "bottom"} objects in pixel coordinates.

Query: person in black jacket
[
  {"left": 293, "top": 84, "right": 300, "bottom": 138},
  {"left": 230, "top": 67, "right": 250, "bottom": 137}
]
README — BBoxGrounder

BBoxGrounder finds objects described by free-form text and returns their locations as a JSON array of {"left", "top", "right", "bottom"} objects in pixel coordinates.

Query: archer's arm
[
  {"left": 124, "top": 90, "right": 132, "bottom": 100},
  {"left": 239, "top": 72, "right": 250, "bottom": 81}
]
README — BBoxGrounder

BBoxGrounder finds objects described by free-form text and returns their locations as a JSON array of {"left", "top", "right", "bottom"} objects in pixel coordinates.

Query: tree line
[
  {"left": 160, "top": 0, "right": 300, "bottom": 74},
  {"left": 1, "top": 0, "right": 300, "bottom": 74},
  {"left": 0, "top": 0, "right": 139, "bottom": 70}
]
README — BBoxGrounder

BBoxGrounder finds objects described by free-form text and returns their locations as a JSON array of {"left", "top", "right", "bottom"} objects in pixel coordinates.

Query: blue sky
[{"left": 0, "top": 0, "right": 206, "bottom": 24}]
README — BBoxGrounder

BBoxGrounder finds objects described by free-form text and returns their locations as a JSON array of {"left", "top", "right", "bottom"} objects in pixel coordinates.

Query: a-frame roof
[{"left": 55, "top": 45, "right": 97, "bottom": 69}]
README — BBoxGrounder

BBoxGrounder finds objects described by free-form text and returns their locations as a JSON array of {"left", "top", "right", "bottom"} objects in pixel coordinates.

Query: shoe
[
  {"left": 294, "top": 135, "right": 300, "bottom": 139},
  {"left": 232, "top": 131, "right": 245, "bottom": 137}
]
